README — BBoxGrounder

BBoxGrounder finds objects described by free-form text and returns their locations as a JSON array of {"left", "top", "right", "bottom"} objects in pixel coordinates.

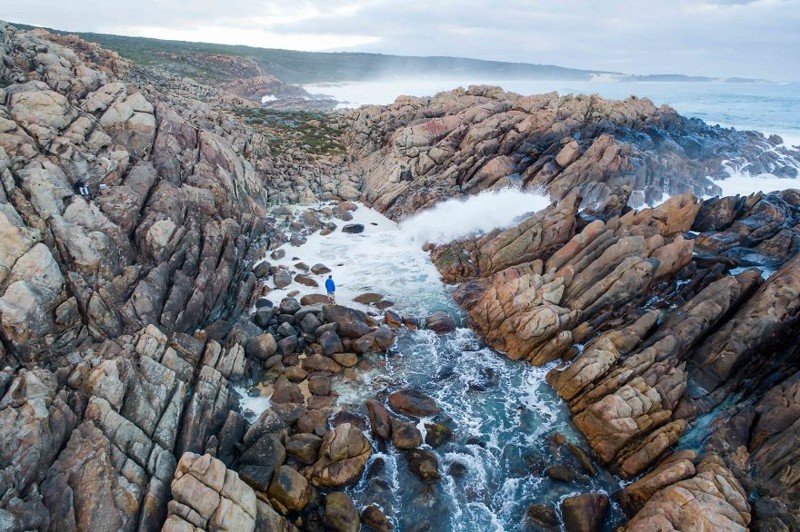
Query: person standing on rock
[{"left": 325, "top": 275, "right": 336, "bottom": 303}]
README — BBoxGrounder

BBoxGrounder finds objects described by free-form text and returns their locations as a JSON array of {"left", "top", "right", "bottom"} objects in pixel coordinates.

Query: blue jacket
[{"left": 325, "top": 278, "right": 336, "bottom": 292}]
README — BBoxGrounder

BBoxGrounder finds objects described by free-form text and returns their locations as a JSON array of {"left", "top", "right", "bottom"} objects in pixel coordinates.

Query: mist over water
[
  {"left": 305, "top": 77, "right": 800, "bottom": 146},
  {"left": 398, "top": 188, "right": 552, "bottom": 245},
  {"left": 308, "top": 77, "right": 800, "bottom": 198}
]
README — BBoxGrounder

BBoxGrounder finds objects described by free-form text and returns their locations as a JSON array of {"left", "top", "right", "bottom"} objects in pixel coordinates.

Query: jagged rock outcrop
[
  {"left": 163, "top": 452, "right": 257, "bottom": 532},
  {"left": 623, "top": 454, "right": 750, "bottom": 531},
  {"left": 432, "top": 188, "right": 800, "bottom": 528},
  {"left": 343, "top": 85, "right": 799, "bottom": 219}
]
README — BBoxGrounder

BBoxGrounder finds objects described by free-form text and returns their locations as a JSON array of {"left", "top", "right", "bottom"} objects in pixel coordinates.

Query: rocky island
[{"left": 1, "top": 21, "right": 799, "bottom": 531}]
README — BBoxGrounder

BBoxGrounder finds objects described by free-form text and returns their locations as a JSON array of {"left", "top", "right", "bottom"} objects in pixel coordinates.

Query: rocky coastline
[{"left": 2, "top": 21, "right": 800, "bottom": 531}]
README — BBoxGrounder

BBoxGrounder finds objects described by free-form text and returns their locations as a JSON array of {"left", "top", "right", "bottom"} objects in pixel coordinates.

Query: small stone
[
  {"left": 342, "top": 224, "right": 364, "bottom": 234},
  {"left": 311, "top": 263, "right": 331, "bottom": 275},
  {"left": 274, "top": 270, "right": 292, "bottom": 288}
]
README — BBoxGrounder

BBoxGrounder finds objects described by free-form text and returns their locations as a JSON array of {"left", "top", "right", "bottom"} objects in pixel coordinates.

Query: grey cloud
[{"left": 4, "top": 0, "right": 799, "bottom": 81}]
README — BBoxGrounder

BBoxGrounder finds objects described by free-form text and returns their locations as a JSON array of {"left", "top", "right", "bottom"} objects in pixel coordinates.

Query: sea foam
[{"left": 398, "top": 188, "right": 551, "bottom": 245}]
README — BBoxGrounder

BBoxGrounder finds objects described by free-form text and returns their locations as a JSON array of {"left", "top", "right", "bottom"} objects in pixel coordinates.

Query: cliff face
[
  {"left": 344, "top": 85, "right": 799, "bottom": 219},
  {"left": 0, "top": 23, "right": 359, "bottom": 531}
]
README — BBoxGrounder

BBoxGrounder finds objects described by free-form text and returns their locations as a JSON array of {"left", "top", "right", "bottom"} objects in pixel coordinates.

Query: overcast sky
[{"left": 5, "top": 0, "right": 799, "bottom": 81}]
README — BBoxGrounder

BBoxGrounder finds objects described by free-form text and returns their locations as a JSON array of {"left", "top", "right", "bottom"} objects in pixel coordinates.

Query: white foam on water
[
  {"left": 234, "top": 386, "right": 271, "bottom": 422},
  {"left": 258, "top": 202, "right": 450, "bottom": 315},
  {"left": 398, "top": 188, "right": 551, "bottom": 245},
  {"left": 711, "top": 167, "right": 800, "bottom": 198}
]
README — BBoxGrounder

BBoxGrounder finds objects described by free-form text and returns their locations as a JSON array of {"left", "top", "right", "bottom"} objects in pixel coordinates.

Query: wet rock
[
  {"left": 405, "top": 448, "right": 441, "bottom": 483},
  {"left": 354, "top": 292, "right": 384, "bottom": 304},
  {"left": 424, "top": 423, "right": 453, "bottom": 448},
  {"left": 447, "top": 462, "right": 468, "bottom": 478},
  {"left": 325, "top": 491, "right": 360, "bottom": 532},
  {"left": 274, "top": 270, "right": 293, "bottom": 288},
  {"left": 255, "top": 298, "right": 273, "bottom": 309},
  {"left": 388, "top": 388, "right": 441, "bottom": 417},
  {"left": 560, "top": 493, "right": 609, "bottom": 532},
  {"left": 391, "top": 420, "right": 423, "bottom": 449},
  {"left": 284, "top": 364, "right": 308, "bottom": 382},
  {"left": 322, "top": 305, "right": 373, "bottom": 338},
  {"left": 311, "top": 263, "right": 331, "bottom": 274},
  {"left": 271, "top": 249, "right": 286, "bottom": 260},
  {"left": 342, "top": 224, "right": 364, "bottom": 234},
  {"left": 301, "top": 293, "right": 330, "bottom": 305},
  {"left": 526, "top": 504, "right": 559, "bottom": 530},
  {"left": 285, "top": 433, "right": 323, "bottom": 465},
  {"left": 253, "top": 307, "right": 274, "bottom": 328},
  {"left": 295, "top": 273, "right": 319, "bottom": 287},
  {"left": 424, "top": 312, "right": 457, "bottom": 334},
  {"left": 272, "top": 403, "right": 307, "bottom": 424},
  {"left": 545, "top": 464, "right": 588, "bottom": 484},
  {"left": 277, "top": 335, "right": 298, "bottom": 355},
  {"left": 331, "top": 410, "right": 368, "bottom": 431},
  {"left": 366, "top": 399, "right": 392, "bottom": 440},
  {"left": 362, "top": 505, "right": 392, "bottom": 532},
  {"left": 238, "top": 434, "right": 286, "bottom": 492},
  {"left": 268, "top": 465, "right": 311, "bottom": 512},
  {"left": 305, "top": 423, "right": 372, "bottom": 487},
  {"left": 308, "top": 373, "right": 333, "bottom": 396},
  {"left": 296, "top": 409, "right": 330, "bottom": 437},
  {"left": 299, "top": 312, "right": 323, "bottom": 334},
  {"left": 302, "top": 354, "right": 343, "bottom": 373},
  {"left": 566, "top": 442, "right": 597, "bottom": 476},
  {"left": 277, "top": 321, "right": 298, "bottom": 338},
  {"left": 355, "top": 326, "right": 396, "bottom": 353},
  {"left": 271, "top": 376, "right": 304, "bottom": 404}
]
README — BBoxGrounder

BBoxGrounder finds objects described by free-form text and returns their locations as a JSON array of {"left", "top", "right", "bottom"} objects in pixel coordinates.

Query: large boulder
[
  {"left": 268, "top": 465, "right": 311, "bottom": 512},
  {"left": 560, "top": 493, "right": 609, "bottom": 532},
  {"left": 163, "top": 453, "right": 257, "bottom": 532},
  {"left": 304, "top": 423, "right": 372, "bottom": 487},
  {"left": 324, "top": 491, "right": 360, "bottom": 532},
  {"left": 388, "top": 388, "right": 440, "bottom": 417},
  {"left": 245, "top": 333, "right": 278, "bottom": 360}
]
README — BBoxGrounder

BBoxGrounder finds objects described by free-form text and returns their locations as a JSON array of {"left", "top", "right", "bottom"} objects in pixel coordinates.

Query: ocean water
[{"left": 305, "top": 77, "right": 800, "bottom": 196}]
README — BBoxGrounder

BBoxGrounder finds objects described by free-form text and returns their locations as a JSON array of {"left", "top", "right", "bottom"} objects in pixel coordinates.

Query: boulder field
[{"left": 2, "top": 20, "right": 800, "bottom": 531}]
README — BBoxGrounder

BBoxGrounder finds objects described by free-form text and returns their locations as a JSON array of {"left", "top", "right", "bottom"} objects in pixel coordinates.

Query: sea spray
[
  {"left": 398, "top": 188, "right": 551, "bottom": 245},
  {"left": 712, "top": 164, "right": 800, "bottom": 197}
]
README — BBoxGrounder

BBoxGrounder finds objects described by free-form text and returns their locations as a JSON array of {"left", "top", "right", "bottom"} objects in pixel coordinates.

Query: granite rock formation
[{"left": 431, "top": 188, "right": 800, "bottom": 528}]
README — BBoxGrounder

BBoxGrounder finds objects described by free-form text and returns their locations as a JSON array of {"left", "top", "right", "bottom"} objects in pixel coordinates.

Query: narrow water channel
[{"left": 241, "top": 190, "right": 627, "bottom": 531}]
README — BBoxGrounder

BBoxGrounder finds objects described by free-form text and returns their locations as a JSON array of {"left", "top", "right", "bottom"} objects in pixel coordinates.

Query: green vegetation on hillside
[
  {"left": 234, "top": 108, "right": 345, "bottom": 156},
  {"left": 11, "top": 22, "right": 610, "bottom": 84}
]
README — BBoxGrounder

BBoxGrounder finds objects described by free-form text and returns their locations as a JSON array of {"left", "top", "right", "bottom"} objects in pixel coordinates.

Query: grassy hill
[{"left": 11, "top": 22, "right": 613, "bottom": 84}]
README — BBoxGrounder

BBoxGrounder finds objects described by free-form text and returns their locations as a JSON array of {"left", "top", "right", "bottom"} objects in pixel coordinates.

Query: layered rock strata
[
  {"left": 344, "top": 85, "right": 799, "bottom": 218},
  {"left": 432, "top": 189, "right": 800, "bottom": 528}
]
